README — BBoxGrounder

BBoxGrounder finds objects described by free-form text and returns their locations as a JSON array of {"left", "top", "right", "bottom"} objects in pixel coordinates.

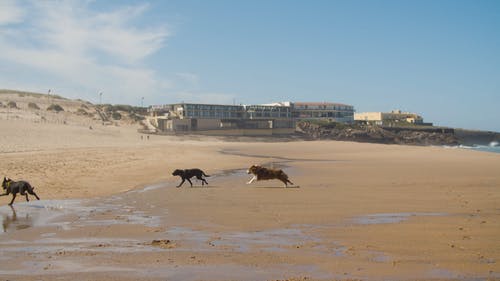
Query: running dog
[
  {"left": 172, "top": 169, "right": 210, "bottom": 187},
  {"left": 1, "top": 177, "right": 41, "bottom": 206},
  {"left": 246, "top": 165, "right": 294, "bottom": 188}
]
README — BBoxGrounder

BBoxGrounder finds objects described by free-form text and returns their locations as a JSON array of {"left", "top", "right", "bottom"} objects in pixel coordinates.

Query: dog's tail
[{"left": 203, "top": 172, "right": 211, "bottom": 177}]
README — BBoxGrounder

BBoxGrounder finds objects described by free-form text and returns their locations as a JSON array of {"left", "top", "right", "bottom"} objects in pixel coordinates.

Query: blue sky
[{"left": 0, "top": 0, "right": 499, "bottom": 131}]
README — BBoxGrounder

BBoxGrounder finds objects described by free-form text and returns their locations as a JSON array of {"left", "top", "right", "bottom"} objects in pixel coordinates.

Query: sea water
[{"left": 463, "top": 141, "right": 500, "bottom": 154}]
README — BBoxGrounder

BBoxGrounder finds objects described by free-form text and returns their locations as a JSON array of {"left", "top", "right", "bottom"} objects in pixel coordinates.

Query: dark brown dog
[
  {"left": 1, "top": 177, "right": 41, "bottom": 205},
  {"left": 172, "top": 169, "right": 210, "bottom": 187},
  {"left": 246, "top": 165, "right": 294, "bottom": 188}
]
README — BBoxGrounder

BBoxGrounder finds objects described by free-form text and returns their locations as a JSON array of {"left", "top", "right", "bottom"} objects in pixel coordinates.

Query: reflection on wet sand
[{"left": 1, "top": 205, "right": 33, "bottom": 232}]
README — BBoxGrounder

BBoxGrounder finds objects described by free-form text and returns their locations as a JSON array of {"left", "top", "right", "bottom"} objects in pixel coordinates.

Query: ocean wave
[{"left": 442, "top": 143, "right": 500, "bottom": 154}]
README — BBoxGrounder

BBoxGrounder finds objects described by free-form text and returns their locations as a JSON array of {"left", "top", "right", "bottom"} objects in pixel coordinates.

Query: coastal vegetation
[
  {"left": 28, "top": 102, "right": 40, "bottom": 110},
  {"left": 47, "top": 104, "right": 64, "bottom": 112},
  {"left": 6, "top": 101, "right": 18, "bottom": 108}
]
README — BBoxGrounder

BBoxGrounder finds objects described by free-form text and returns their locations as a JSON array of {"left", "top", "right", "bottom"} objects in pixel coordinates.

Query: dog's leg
[
  {"left": 30, "top": 190, "right": 40, "bottom": 200},
  {"left": 25, "top": 193, "right": 29, "bottom": 202},
  {"left": 280, "top": 179, "right": 288, "bottom": 188},
  {"left": 247, "top": 176, "right": 257, "bottom": 184},
  {"left": 9, "top": 194, "right": 17, "bottom": 206},
  {"left": 177, "top": 179, "right": 185, "bottom": 187},
  {"left": 197, "top": 175, "right": 208, "bottom": 186},
  {"left": 196, "top": 175, "right": 205, "bottom": 186},
  {"left": 187, "top": 178, "right": 193, "bottom": 187}
]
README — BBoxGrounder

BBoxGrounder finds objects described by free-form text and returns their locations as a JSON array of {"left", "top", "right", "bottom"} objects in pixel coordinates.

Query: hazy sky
[{"left": 0, "top": 0, "right": 499, "bottom": 131}]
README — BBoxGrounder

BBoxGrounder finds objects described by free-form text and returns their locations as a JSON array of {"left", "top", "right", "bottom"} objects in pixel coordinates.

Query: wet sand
[{"left": 1, "top": 116, "right": 500, "bottom": 280}]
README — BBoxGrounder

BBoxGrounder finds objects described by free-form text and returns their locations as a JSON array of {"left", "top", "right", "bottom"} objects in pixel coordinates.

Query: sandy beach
[{"left": 1, "top": 95, "right": 499, "bottom": 280}]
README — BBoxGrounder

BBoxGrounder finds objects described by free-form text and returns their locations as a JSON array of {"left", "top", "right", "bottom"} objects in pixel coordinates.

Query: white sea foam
[
  {"left": 442, "top": 143, "right": 500, "bottom": 154},
  {"left": 468, "top": 144, "right": 500, "bottom": 153}
]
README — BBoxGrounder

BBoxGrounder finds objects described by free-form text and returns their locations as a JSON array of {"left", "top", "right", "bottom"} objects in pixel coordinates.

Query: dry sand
[{"left": 0, "top": 94, "right": 499, "bottom": 280}]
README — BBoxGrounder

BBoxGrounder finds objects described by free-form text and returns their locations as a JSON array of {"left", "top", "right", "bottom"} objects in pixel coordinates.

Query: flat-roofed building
[
  {"left": 292, "top": 102, "right": 354, "bottom": 123},
  {"left": 150, "top": 103, "right": 244, "bottom": 119},
  {"left": 149, "top": 102, "right": 295, "bottom": 135},
  {"left": 244, "top": 104, "right": 292, "bottom": 119},
  {"left": 149, "top": 100, "right": 355, "bottom": 135},
  {"left": 354, "top": 110, "right": 425, "bottom": 125}
]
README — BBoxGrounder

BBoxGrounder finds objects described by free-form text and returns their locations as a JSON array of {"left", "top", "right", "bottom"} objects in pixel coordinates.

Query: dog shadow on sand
[{"left": 252, "top": 185, "right": 301, "bottom": 189}]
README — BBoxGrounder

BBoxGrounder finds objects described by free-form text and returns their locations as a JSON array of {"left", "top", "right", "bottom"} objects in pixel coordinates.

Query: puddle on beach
[
  {"left": 164, "top": 226, "right": 326, "bottom": 253},
  {"left": 0, "top": 261, "right": 332, "bottom": 281},
  {"left": 143, "top": 264, "right": 332, "bottom": 281},
  {"left": 423, "top": 268, "right": 498, "bottom": 281},
  {"left": 0, "top": 200, "right": 81, "bottom": 233},
  {"left": 351, "top": 212, "right": 447, "bottom": 225},
  {"left": 0, "top": 196, "right": 162, "bottom": 235}
]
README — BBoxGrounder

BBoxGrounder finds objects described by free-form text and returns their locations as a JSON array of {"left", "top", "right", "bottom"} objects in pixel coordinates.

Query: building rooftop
[{"left": 294, "top": 102, "right": 352, "bottom": 107}]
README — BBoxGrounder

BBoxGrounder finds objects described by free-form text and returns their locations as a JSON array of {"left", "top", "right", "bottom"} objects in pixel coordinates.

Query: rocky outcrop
[
  {"left": 296, "top": 121, "right": 460, "bottom": 146},
  {"left": 454, "top": 129, "right": 500, "bottom": 146}
]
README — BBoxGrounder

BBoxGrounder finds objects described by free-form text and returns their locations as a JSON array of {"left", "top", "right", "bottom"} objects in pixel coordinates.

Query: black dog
[
  {"left": 1, "top": 177, "right": 41, "bottom": 206},
  {"left": 172, "top": 169, "right": 210, "bottom": 187}
]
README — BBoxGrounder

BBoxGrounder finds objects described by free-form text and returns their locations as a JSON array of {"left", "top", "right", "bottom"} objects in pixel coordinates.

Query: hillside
[{"left": 0, "top": 89, "right": 147, "bottom": 128}]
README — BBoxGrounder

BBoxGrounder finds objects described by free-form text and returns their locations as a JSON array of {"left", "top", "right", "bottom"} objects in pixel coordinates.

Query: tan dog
[{"left": 246, "top": 165, "right": 294, "bottom": 188}]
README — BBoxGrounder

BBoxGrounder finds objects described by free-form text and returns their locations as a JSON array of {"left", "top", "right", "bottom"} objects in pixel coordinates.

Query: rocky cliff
[{"left": 296, "top": 121, "right": 461, "bottom": 146}]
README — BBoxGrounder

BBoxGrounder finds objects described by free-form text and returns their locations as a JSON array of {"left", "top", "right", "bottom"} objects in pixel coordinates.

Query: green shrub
[
  {"left": 28, "top": 102, "right": 40, "bottom": 110},
  {"left": 7, "top": 101, "right": 18, "bottom": 108},
  {"left": 47, "top": 104, "right": 64, "bottom": 112},
  {"left": 129, "top": 112, "right": 145, "bottom": 122},
  {"left": 76, "top": 108, "right": 88, "bottom": 116},
  {"left": 111, "top": 112, "right": 122, "bottom": 120}
]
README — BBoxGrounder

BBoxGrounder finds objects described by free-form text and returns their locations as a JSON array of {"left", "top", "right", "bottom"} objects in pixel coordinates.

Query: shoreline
[{"left": 446, "top": 144, "right": 500, "bottom": 154}]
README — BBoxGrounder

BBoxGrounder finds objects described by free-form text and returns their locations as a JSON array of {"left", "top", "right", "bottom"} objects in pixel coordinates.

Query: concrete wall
[
  {"left": 354, "top": 112, "right": 383, "bottom": 121},
  {"left": 196, "top": 119, "right": 221, "bottom": 130},
  {"left": 155, "top": 117, "right": 295, "bottom": 135},
  {"left": 195, "top": 128, "right": 295, "bottom": 136},
  {"left": 170, "top": 119, "right": 191, "bottom": 131}
]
